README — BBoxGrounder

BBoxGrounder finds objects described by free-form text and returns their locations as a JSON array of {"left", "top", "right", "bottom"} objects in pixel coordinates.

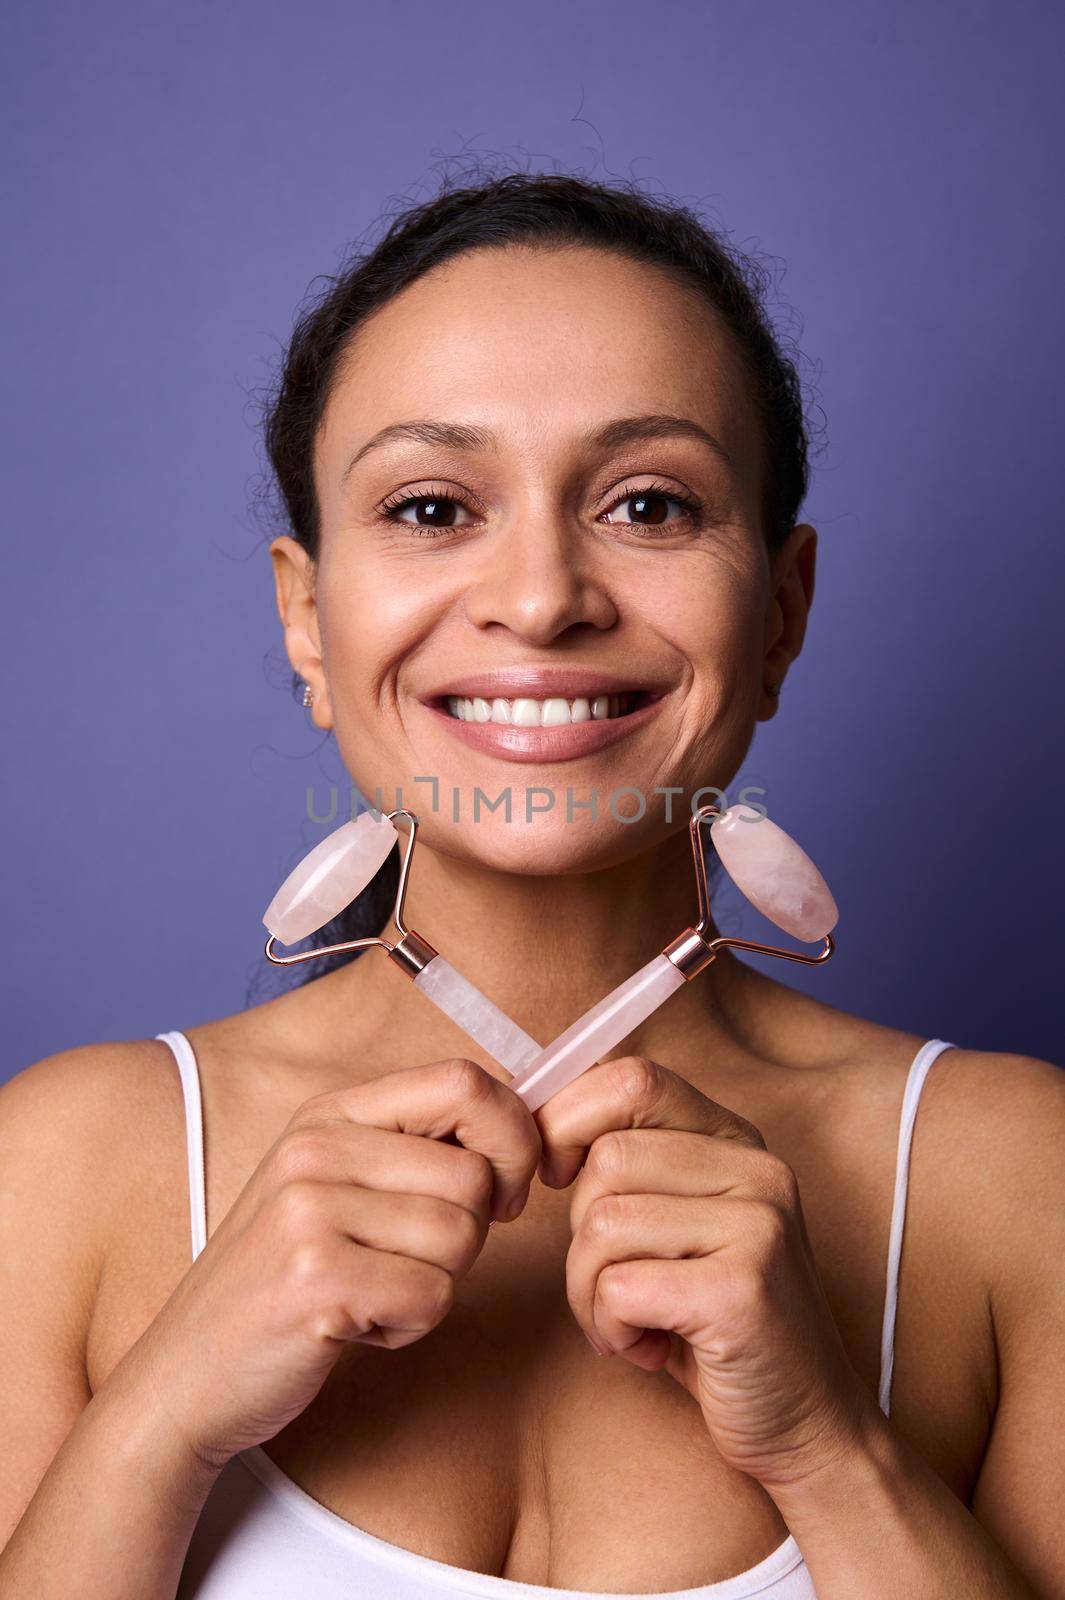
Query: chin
[{"left": 413, "top": 805, "right": 673, "bottom": 878}]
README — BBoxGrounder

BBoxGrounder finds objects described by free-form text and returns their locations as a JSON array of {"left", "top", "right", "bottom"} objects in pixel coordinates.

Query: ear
[
  {"left": 757, "top": 523, "right": 817, "bottom": 722},
  {"left": 268, "top": 535, "right": 334, "bottom": 729}
]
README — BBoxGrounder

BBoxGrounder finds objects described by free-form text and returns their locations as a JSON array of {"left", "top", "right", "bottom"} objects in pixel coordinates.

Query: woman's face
[{"left": 272, "top": 243, "right": 815, "bottom": 874}]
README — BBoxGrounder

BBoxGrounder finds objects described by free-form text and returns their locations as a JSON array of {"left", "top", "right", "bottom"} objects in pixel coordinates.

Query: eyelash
[{"left": 375, "top": 480, "right": 704, "bottom": 538}]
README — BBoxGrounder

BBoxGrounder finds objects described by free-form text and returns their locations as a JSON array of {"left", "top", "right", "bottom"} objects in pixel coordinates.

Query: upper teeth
[{"left": 445, "top": 694, "right": 629, "bottom": 726}]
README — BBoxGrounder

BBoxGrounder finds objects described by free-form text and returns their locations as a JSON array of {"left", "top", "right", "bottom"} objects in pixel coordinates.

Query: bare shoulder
[
  {"left": 915, "top": 1043, "right": 1065, "bottom": 1280},
  {"left": 0, "top": 1006, "right": 300, "bottom": 1389},
  {"left": 0, "top": 1036, "right": 194, "bottom": 1262},
  {"left": 771, "top": 977, "right": 1063, "bottom": 1176},
  {"left": 0, "top": 986, "right": 314, "bottom": 1223},
  {"left": 820, "top": 1016, "right": 1065, "bottom": 1312},
  {"left": 853, "top": 1019, "right": 1062, "bottom": 1212},
  {"left": 919, "top": 1040, "right": 1064, "bottom": 1138},
  {"left": 0, "top": 1035, "right": 188, "bottom": 1180},
  {"left": 0, "top": 977, "right": 360, "bottom": 1262},
  {"left": 803, "top": 1011, "right": 1064, "bottom": 1453},
  {"left": 903, "top": 1039, "right": 1064, "bottom": 1180},
  {"left": 0, "top": 1035, "right": 198, "bottom": 1447},
  {"left": 766, "top": 980, "right": 1063, "bottom": 1275}
]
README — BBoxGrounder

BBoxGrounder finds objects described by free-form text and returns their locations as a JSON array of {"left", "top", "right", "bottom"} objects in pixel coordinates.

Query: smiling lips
[{"left": 421, "top": 671, "right": 667, "bottom": 763}]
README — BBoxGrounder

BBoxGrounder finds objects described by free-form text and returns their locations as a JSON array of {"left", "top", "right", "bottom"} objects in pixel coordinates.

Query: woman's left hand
[{"left": 534, "top": 1054, "right": 878, "bottom": 1497}]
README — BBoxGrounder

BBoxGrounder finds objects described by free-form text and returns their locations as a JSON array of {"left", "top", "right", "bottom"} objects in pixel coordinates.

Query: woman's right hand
[{"left": 106, "top": 1057, "right": 542, "bottom": 1472}]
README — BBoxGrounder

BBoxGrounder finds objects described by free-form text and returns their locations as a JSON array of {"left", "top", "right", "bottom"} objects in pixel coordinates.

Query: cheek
[
  {"left": 314, "top": 554, "right": 474, "bottom": 799},
  {"left": 316, "top": 552, "right": 448, "bottom": 698},
  {"left": 315, "top": 566, "right": 427, "bottom": 798},
  {"left": 637, "top": 554, "right": 767, "bottom": 702},
  {"left": 634, "top": 558, "right": 768, "bottom": 795}
]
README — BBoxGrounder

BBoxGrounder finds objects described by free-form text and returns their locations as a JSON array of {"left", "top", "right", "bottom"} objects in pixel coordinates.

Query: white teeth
[
  {"left": 511, "top": 697, "right": 542, "bottom": 727},
  {"left": 446, "top": 692, "right": 634, "bottom": 726},
  {"left": 541, "top": 698, "right": 571, "bottom": 726}
]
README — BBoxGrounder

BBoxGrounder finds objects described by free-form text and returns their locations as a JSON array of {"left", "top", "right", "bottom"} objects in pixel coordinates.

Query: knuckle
[
  {"left": 287, "top": 1238, "right": 336, "bottom": 1289},
  {"left": 587, "top": 1131, "right": 628, "bottom": 1177},
  {"left": 745, "top": 1148, "right": 796, "bottom": 1204},
  {"left": 584, "top": 1193, "right": 628, "bottom": 1239},
  {"left": 596, "top": 1260, "right": 633, "bottom": 1306},
  {"left": 762, "top": 1153, "right": 799, "bottom": 1207},
  {"left": 613, "top": 1055, "right": 660, "bottom": 1106},
  {"left": 731, "top": 1112, "right": 768, "bottom": 1150},
  {"left": 511, "top": 1100, "right": 544, "bottom": 1160},
  {"left": 309, "top": 1302, "right": 354, "bottom": 1342},
  {"left": 454, "top": 1149, "right": 494, "bottom": 1211},
  {"left": 449, "top": 1203, "right": 482, "bottom": 1258},
  {"left": 442, "top": 1057, "right": 493, "bottom": 1103},
  {"left": 273, "top": 1178, "right": 325, "bottom": 1236},
  {"left": 423, "top": 1195, "right": 480, "bottom": 1260},
  {"left": 273, "top": 1127, "right": 332, "bottom": 1183},
  {"left": 379, "top": 1325, "right": 429, "bottom": 1351},
  {"left": 747, "top": 1198, "right": 788, "bottom": 1255},
  {"left": 291, "top": 1088, "right": 342, "bottom": 1125},
  {"left": 420, "top": 1264, "right": 455, "bottom": 1325},
  {"left": 532, "top": 1102, "right": 562, "bottom": 1147}
]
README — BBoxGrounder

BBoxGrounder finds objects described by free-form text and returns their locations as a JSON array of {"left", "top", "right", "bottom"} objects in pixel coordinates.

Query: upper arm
[
  {"left": 0, "top": 1046, "right": 139, "bottom": 1544},
  {"left": 966, "top": 1053, "right": 1065, "bottom": 1596}
]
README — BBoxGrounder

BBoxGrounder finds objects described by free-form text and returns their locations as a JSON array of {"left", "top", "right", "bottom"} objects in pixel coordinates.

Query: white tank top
[{"left": 156, "top": 1029, "right": 956, "bottom": 1599}]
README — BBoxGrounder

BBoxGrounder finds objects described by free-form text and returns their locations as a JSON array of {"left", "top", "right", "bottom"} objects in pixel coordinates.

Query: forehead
[{"left": 316, "top": 244, "right": 761, "bottom": 486}]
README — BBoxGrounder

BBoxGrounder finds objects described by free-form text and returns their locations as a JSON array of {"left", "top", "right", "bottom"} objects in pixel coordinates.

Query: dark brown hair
[{"left": 255, "top": 167, "right": 817, "bottom": 984}]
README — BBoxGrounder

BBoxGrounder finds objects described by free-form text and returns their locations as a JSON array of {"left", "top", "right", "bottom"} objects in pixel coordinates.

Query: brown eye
[
  {"left": 378, "top": 488, "right": 480, "bottom": 534},
  {"left": 602, "top": 482, "right": 701, "bottom": 533},
  {"left": 394, "top": 495, "right": 461, "bottom": 527},
  {"left": 621, "top": 491, "right": 671, "bottom": 525}
]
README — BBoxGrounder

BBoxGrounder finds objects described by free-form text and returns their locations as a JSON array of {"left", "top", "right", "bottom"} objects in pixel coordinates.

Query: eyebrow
[{"left": 340, "top": 413, "right": 734, "bottom": 485}]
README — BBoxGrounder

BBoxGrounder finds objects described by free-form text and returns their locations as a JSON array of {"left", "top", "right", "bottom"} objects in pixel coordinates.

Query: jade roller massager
[
  {"left": 263, "top": 809, "right": 544, "bottom": 1075},
  {"left": 261, "top": 802, "right": 837, "bottom": 1108},
  {"left": 506, "top": 802, "right": 837, "bottom": 1111}
]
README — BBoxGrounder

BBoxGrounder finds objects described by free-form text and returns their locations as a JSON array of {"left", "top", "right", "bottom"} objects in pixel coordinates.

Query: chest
[
  {"left": 88, "top": 1158, "right": 992, "bottom": 1591},
  {"left": 269, "top": 1205, "right": 806, "bottom": 1589}
]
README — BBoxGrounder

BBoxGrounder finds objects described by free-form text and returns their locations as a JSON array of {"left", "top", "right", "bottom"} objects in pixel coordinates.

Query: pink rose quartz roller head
[
  {"left": 262, "top": 809, "right": 543, "bottom": 1075},
  {"left": 508, "top": 802, "right": 838, "bottom": 1112}
]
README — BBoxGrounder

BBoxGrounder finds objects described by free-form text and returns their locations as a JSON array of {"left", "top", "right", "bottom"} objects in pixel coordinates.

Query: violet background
[{"left": 4, "top": 0, "right": 1062, "bottom": 1080}]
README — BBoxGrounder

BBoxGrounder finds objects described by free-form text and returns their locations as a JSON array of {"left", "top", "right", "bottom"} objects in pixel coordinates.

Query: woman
[{"left": 1, "top": 172, "right": 1060, "bottom": 1599}]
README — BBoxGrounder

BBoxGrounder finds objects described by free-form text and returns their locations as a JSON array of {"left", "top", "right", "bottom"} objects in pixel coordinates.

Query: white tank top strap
[
  {"left": 877, "top": 1038, "right": 957, "bottom": 1414},
  {"left": 155, "top": 1030, "right": 208, "bottom": 1261}
]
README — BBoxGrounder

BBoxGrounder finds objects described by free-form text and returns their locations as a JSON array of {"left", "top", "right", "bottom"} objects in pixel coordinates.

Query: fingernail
[
  {"left": 503, "top": 1193, "right": 525, "bottom": 1221},
  {"left": 585, "top": 1330, "right": 612, "bottom": 1356}
]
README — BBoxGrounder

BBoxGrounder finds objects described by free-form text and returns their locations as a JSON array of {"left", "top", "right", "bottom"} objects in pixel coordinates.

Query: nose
[{"left": 460, "top": 513, "right": 618, "bottom": 645}]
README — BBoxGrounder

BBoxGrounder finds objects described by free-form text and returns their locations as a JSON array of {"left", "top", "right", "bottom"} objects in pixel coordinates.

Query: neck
[{"left": 307, "top": 827, "right": 775, "bottom": 1082}]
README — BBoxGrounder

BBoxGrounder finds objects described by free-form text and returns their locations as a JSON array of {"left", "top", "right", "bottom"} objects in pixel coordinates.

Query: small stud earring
[{"left": 767, "top": 683, "right": 782, "bottom": 698}]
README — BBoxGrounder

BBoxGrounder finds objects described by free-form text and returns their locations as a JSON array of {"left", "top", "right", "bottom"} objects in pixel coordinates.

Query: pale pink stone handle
[
  {"left": 413, "top": 956, "right": 542, "bottom": 1076},
  {"left": 262, "top": 812, "right": 399, "bottom": 945},
  {"left": 710, "top": 804, "right": 838, "bottom": 941},
  {"left": 509, "top": 953, "right": 687, "bottom": 1112}
]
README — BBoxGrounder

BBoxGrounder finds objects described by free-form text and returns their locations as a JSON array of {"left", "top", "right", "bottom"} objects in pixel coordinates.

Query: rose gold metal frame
[
  {"left": 262, "top": 801, "right": 834, "bottom": 989},
  {"left": 262, "top": 808, "right": 438, "bottom": 978},
  {"left": 663, "top": 804, "right": 835, "bottom": 979}
]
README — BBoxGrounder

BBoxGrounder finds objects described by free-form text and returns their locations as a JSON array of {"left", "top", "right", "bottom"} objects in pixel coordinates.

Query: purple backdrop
[{"left": 4, "top": 0, "right": 1062, "bottom": 1080}]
